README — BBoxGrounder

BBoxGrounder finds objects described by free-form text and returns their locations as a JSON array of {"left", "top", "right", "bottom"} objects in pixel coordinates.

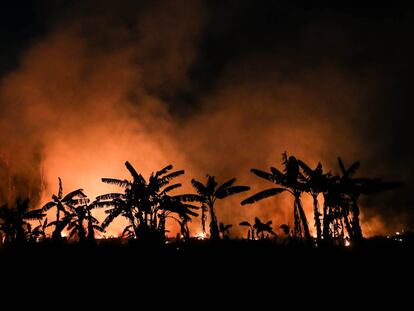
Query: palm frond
[
  {"left": 215, "top": 178, "right": 236, "bottom": 195},
  {"left": 58, "top": 177, "right": 63, "bottom": 199},
  {"left": 62, "top": 189, "right": 86, "bottom": 202},
  {"left": 239, "top": 221, "right": 251, "bottom": 227},
  {"left": 297, "top": 160, "right": 313, "bottom": 178},
  {"left": 171, "top": 194, "right": 204, "bottom": 203},
  {"left": 91, "top": 201, "right": 117, "bottom": 209},
  {"left": 338, "top": 157, "right": 347, "bottom": 176},
  {"left": 92, "top": 225, "right": 105, "bottom": 232},
  {"left": 215, "top": 185, "right": 250, "bottom": 199},
  {"left": 161, "top": 183, "right": 182, "bottom": 194},
  {"left": 42, "top": 201, "right": 57, "bottom": 211},
  {"left": 68, "top": 198, "right": 90, "bottom": 206},
  {"left": 159, "top": 170, "right": 185, "bottom": 185},
  {"left": 95, "top": 193, "right": 125, "bottom": 201},
  {"left": 241, "top": 188, "right": 286, "bottom": 205},
  {"left": 101, "top": 178, "right": 131, "bottom": 188},
  {"left": 270, "top": 167, "right": 285, "bottom": 179},
  {"left": 191, "top": 179, "right": 207, "bottom": 195},
  {"left": 24, "top": 209, "right": 45, "bottom": 220},
  {"left": 251, "top": 169, "right": 276, "bottom": 183},
  {"left": 102, "top": 206, "right": 124, "bottom": 228},
  {"left": 156, "top": 165, "right": 173, "bottom": 177},
  {"left": 125, "top": 161, "right": 146, "bottom": 184},
  {"left": 183, "top": 204, "right": 200, "bottom": 210},
  {"left": 346, "top": 161, "right": 360, "bottom": 178}
]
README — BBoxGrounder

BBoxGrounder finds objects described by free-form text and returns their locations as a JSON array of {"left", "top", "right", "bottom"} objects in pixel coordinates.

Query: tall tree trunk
[
  {"left": 201, "top": 204, "right": 206, "bottom": 234},
  {"left": 78, "top": 223, "right": 86, "bottom": 242},
  {"left": 322, "top": 195, "right": 330, "bottom": 242},
  {"left": 351, "top": 199, "right": 363, "bottom": 241},
  {"left": 296, "top": 196, "right": 311, "bottom": 241},
  {"left": 87, "top": 221, "right": 95, "bottom": 242},
  {"left": 343, "top": 209, "right": 354, "bottom": 241},
  {"left": 52, "top": 208, "right": 62, "bottom": 241},
  {"left": 293, "top": 201, "right": 301, "bottom": 238},
  {"left": 16, "top": 224, "right": 26, "bottom": 245},
  {"left": 312, "top": 194, "right": 322, "bottom": 242},
  {"left": 209, "top": 202, "right": 219, "bottom": 240}
]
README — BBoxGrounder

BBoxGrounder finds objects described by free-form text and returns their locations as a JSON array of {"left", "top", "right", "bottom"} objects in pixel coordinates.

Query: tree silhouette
[
  {"left": 31, "top": 218, "right": 48, "bottom": 242},
  {"left": 298, "top": 160, "right": 331, "bottom": 242},
  {"left": 240, "top": 221, "right": 255, "bottom": 240},
  {"left": 253, "top": 217, "right": 275, "bottom": 239},
  {"left": 191, "top": 175, "right": 250, "bottom": 240},
  {"left": 41, "top": 178, "right": 86, "bottom": 241},
  {"left": 158, "top": 195, "right": 199, "bottom": 241},
  {"left": 96, "top": 161, "right": 201, "bottom": 241},
  {"left": 335, "top": 157, "right": 403, "bottom": 242},
  {"left": 0, "top": 198, "right": 44, "bottom": 245},
  {"left": 241, "top": 153, "right": 311, "bottom": 241},
  {"left": 65, "top": 199, "right": 104, "bottom": 243}
]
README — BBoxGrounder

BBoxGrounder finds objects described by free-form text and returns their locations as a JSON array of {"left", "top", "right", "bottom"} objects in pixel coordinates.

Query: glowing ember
[
  {"left": 345, "top": 240, "right": 351, "bottom": 247},
  {"left": 194, "top": 232, "right": 206, "bottom": 240}
]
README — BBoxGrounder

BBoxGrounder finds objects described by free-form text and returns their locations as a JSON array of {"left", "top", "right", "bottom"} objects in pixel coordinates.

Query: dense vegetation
[{"left": 0, "top": 153, "right": 402, "bottom": 247}]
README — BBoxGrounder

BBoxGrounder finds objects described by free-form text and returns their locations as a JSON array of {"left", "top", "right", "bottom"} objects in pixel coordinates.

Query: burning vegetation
[{"left": 0, "top": 153, "right": 402, "bottom": 248}]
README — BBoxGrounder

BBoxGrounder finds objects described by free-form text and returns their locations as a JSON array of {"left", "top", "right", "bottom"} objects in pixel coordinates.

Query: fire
[
  {"left": 345, "top": 240, "right": 351, "bottom": 247},
  {"left": 194, "top": 232, "right": 206, "bottom": 240}
]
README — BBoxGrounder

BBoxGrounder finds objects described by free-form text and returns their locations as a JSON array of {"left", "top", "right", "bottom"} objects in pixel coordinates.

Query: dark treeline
[{"left": 0, "top": 152, "right": 403, "bottom": 248}]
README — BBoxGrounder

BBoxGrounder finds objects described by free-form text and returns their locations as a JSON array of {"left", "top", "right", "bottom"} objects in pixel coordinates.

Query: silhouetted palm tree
[
  {"left": 159, "top": 195, "right": 199, "bottom": 241},
  {"left": 121, "top": 225, "right": 135, "bottom": 240},
  {"left": 96, "top": 161, "right": 201, "bottom": 241},
  {"left": 191, "top": 175, "right": 250, "bottom": 240},
  {"left": 298, "top": 160, "right": 331, "bottom": 242},
  {"left": 336, "top": 157, "right": 402, "bottom": 242},
  {"left": 31, "top": 218, "right": 48, "bottom": 241},
  {"left": 0, "top": 198, "right": 44, "bottom": 245},
  {"left": 240, "top": 221, "right": 255, "bottom": 240},
  {"left": 41, "top": 178, "right": 86, "bottom": 241},
  {"left": 241, "top": 153, "right": 311, "bottom": 241},
  {"left": 253, "top": 217, "right": 275, "bottom": 239},
  {"left": 66, "top": 199, "right": 104, "bottom": 243}
]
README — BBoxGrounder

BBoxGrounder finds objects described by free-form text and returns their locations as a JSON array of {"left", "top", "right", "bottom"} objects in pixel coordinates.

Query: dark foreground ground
[
  {"left": 1, "top": 234, "right": 413, "bottom": 278},
  {"left": 1, "top": 233, "right": 413, "bottom": 305},
  {"left": 1, "top": 240, "right": 410, "bottom": 307}
]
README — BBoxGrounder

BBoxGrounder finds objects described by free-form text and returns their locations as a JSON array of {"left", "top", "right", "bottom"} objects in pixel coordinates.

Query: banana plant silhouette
[
  {"left": 41, "top": 178, "right": 87, "bottom": 241},
  {"left": 336, "top": 157, "right": 403, "bottom": 241},
  {"left": 191, "top": 175, "right": 250, "bottom": 240},
  {"left": 253, "top": 217, "right": 275, "bottom": 239},
  {"left": 241, "top": 153, "right": 311, "bottom": 241},
  {"left": 66, "top": 198, "right": 104, "bottom": 243},
  {"left": 96, "top": 161, "right": 202, "bottom": 241},
  {"left": 158, "top": 195, "right": 199, "bottom": 241},
  {"left": 0, "top": 198, "right": 44, "bottom": 245},
  {"left": 240, "top": 221, "right": 255, "bottom": 240},
  {"left": 31, "top": 218, "right": 49, "bottom": 242},
  {"left": 297, "top": 160, "right": 331, "bottom": 243}
]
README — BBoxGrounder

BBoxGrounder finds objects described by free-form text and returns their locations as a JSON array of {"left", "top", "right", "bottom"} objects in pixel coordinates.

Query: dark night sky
[{"left": 0, "top": 1, "right": 413, "bottom": 233}]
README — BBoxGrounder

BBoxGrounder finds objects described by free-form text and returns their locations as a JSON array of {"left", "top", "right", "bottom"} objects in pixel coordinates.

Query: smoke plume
[{"left": 0, "top": 1, "right": 410, "bottom": 237}]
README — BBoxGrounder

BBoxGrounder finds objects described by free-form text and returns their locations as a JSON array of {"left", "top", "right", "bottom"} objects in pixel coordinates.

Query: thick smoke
[{"left": 0, "top": 1, "right": 409, "bottom": 237}]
